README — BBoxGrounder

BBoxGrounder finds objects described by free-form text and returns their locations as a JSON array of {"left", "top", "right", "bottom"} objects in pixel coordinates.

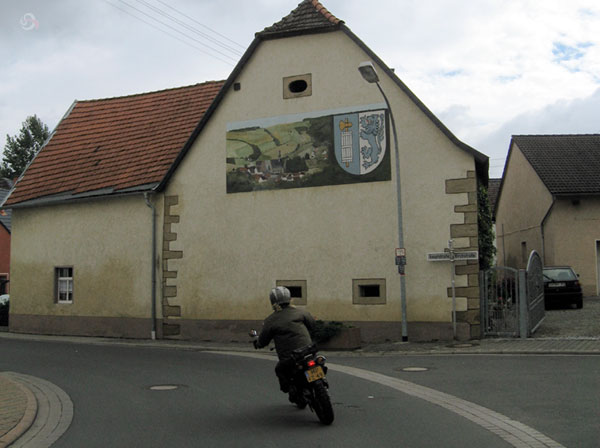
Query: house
[
  {"left": 487, "top": 178, "right": 501, "bottom": 219},
  {"left": 495, "top": 134, "right": 600, "bottom": 296},
  {"left": 1, "top": 0, "right": 488, "bottom": 342},
  {"left": 0, "top": 179, "right": 11, "bottom": 294}
]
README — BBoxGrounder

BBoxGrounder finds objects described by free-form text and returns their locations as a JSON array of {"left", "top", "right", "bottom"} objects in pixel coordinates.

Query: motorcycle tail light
[{"left": 307, "top": 360, "right": 316, "bottom": 368}]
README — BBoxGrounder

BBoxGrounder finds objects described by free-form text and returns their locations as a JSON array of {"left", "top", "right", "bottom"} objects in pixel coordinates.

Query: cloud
[
  {"left": 472, "top": 88, "right": 600, "bottom": 177},
  {"left": 2, "top": 0, "right": 600, "bottom": 173}
]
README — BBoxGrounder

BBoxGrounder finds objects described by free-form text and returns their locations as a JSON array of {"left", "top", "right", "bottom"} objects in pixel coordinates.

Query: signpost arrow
[{"left": 426, "top": 241, "right": 478, "bottom": 339}]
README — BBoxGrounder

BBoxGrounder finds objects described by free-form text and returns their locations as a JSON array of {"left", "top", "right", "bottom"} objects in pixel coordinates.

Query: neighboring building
[
  {"left": 495, "top": 134, "right": 600, "bottom": 296},
  {"left": 0, "top": 179, "right": 12, "bottom": 294},
  {"left": 2, "top": 0, "right": 488, "bottom": 342},
  {"left": 487, "top": 178, "right": 501, "bottom": 219}
]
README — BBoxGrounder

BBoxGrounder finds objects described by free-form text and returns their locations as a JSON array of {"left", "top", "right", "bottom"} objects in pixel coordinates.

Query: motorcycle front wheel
[{"left": 312, "top": 380, "right": 334, "bottom": 425}]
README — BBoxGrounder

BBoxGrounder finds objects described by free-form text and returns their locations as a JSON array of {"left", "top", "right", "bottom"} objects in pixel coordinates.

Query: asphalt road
[
  {"left": 1, "top": 338, "right": 598, "bottom": 447},
  {"left": 331, "top": 353, "right": 600, "bottom": 448}
]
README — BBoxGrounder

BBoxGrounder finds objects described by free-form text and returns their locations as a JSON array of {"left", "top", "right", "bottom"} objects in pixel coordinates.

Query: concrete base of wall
[
  {"left": 9, "top": 315, "right": 472, "bottom": 343},
  {"left": 177, "top": 319, "right": 471, "bottom": 343},
  {"left": 347, "top": 321, "right": 471, "bottom": 342},
  {"left": 9, "top": 314, "right": 154, "bottom": 339}
]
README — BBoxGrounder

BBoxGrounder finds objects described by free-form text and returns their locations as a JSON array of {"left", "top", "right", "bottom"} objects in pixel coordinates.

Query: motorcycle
[{"left": 249, "top": 330, "right": 335, "bottom": 425}]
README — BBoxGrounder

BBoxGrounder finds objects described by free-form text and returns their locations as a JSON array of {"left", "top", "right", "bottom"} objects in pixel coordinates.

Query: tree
[
  {"left": 478, "top": 184, "right": 497, "bottom": 270},
  {"left": 1, "top": 115, "right": 49, "bottom": 179}
]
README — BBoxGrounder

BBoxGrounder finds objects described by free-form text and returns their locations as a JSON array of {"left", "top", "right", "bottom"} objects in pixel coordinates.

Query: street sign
[
  {"left": 427, "top": 252, "right": 452, "bottom": 261},
  {"left": 426, "top": 241, "right": 479, "bottom": 340},
  {"left": 453, "top": 251, "right": 478, "bottom": 260},
  {"left": 427, "top": 250, "right": 478, "bottom": 262}
]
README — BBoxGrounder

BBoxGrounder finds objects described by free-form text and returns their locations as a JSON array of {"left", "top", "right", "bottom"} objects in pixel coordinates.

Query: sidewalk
[
  {"left": 1, "top": 332, "right": 599, "bottom": 446},
  {"left": 0, "top": 373, "right": 36, "bottom": 448}
]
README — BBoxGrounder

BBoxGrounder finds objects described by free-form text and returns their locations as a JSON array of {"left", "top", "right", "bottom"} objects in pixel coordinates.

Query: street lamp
[{"left": 358, "top": 61, "right": 408, "bottom": 342}]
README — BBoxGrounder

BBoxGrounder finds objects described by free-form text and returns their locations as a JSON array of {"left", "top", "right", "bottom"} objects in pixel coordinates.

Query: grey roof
[
  {"left": 487, "top": 178, "right": 501, "bottom": 215},
  {"left": 258, "top": 0, "right": 342, "bottom": 38},
  {"left": 513, "top": 134, "right": 600, "bottom": 195},
  {"left": 0, "top": 179, "right": 12, "bottom": 232}
]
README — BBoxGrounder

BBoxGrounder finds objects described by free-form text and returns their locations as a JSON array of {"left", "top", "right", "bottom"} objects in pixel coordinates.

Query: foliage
[
  {"left": 312, "top": 320, "right": 344, "bottom": 344},
  {"left": 285, "top": 156, "right": 309, "bottom": 173},
  {"left": 478, "top": 184, "right": 496, "bottom": 270},
  {"left": 1, "top": 115, "right": 49, "bottom": 179},
  {"left": 305, "top": 116, "right": 332, "bottom": 148}
]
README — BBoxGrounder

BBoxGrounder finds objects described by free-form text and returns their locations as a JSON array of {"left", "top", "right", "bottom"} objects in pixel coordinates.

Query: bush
[{"left": 313, "top": 320, "right": 344, "bottom": 344}]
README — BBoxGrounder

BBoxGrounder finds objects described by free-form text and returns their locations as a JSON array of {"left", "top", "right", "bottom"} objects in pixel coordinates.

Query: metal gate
[
  {"left": 480, "top": 250, "right": 545, "bottom": 338},
  {"left": 524, "top": 251, "right": 545, "bottom": 335},
  {"left": 480, "top": 267, "right": 520, "bottom": 337}
]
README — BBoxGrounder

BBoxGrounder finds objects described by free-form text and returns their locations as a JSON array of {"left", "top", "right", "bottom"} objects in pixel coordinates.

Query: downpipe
[{"left": 144, "top": 192, "right": 157, "bottom": 340}]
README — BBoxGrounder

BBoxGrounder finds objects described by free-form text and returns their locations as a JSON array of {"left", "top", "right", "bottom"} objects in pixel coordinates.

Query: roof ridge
[
  {"left": 258, "top": 0, "right": 343, "bottom": 38},
  {"left": 310, "top": 0, "right": 342, "bottom": 25},
  {"left": 78, "top": 80, "right": 226, "bottom": 103}
]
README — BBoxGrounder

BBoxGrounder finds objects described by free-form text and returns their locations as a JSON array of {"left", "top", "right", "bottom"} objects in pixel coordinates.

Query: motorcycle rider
[{"left": 254, "top": 286, "right": 317, "bottom": 397}]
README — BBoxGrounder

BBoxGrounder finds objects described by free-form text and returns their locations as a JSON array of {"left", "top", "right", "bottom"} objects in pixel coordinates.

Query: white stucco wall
[
  {"left": 495, "top": 143, "right": 553, "bottom": 268},
  {"left": 10, "top": 195, "right": 159, "bottom": 319},
  {"left": 544, "top": 197, "right": 600, "bottom": 296},
  {"left": 164, "top": 30, "right": 478, "bottom": 325}
]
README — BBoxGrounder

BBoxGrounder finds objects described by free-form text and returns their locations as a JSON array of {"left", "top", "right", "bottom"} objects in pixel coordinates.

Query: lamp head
[{"left": 358, "top": 61, "right": 379, "bottom": 83}]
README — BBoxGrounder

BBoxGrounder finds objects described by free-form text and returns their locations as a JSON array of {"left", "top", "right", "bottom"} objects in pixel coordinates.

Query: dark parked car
[
  {"left": 0, "top": 294, "right": 8, "bottom": 326},
  {"left": 543, "top": 267, "right": 583, "bottom": 309}
]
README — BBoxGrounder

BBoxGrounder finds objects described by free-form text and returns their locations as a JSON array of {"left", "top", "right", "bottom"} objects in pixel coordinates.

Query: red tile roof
[
  {"left": 258, "top": 0, "right": 342, "bottom": 37},
  {"left": 5, "top": 81, "right": 224, "bottom": 206}
]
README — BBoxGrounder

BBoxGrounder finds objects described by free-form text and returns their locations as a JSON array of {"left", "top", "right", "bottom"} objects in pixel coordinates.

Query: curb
[
  {"left": 0, "top": 374, "right": 37, "bottom": 448},
  {"left": 1, "top": 331, "right": 599, "bottom": 356}
]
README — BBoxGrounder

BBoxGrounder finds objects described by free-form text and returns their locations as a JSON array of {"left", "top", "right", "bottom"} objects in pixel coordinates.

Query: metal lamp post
[{"left": 358, "top": 61, "right": 408, "bottom": 342}]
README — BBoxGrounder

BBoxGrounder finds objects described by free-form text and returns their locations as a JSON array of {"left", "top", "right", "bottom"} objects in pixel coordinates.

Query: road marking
[{"left": 212, "top": 351, "right": 566, "bottom": 448}]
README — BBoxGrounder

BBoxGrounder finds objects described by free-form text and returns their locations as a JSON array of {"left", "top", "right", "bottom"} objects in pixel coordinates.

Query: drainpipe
[
  {"left": 144, "top": 192, "right": 157, "bottom": 340},
  {"left": 540, "top": 198, "right": 555, "bottom": 265}
]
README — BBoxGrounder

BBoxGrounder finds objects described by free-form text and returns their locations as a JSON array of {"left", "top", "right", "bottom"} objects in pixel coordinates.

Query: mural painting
[{"left": 226, "top": 108, "right": 390, "bottom": 193}]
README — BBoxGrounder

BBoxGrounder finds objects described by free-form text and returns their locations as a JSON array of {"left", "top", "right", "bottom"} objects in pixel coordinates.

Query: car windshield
[{"left": 543, "top": 268, "right": 577, "bottom": 282}]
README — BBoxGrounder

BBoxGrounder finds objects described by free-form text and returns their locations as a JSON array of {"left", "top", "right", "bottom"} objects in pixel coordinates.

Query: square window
[
  {"left": 55, "top": 267, "right": 73, "bottom": 304},
  {"left": 353, "top": 279, "right": 386, "bottom": 305},
  {"left": 276, "top": 280, "right": 307, "bottom": 305}
]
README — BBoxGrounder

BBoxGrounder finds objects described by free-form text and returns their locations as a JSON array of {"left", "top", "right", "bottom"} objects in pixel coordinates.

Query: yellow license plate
[{"left": 305, "top": 366, "right": 325, "bottom": 383}]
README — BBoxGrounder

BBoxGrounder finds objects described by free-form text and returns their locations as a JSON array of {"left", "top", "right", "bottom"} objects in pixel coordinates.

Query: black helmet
[{"left": 269, "top": 286, "right": 291, "bottom": 307}]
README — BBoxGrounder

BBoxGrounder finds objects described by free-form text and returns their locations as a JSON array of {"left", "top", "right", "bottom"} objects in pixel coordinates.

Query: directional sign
[
  {"left": 453, "top": 251, "right": 478, "bottom": 260},
  {"left": 427, "top": 251, "right": 478, "bottom": 262},
  {"left": 427, "top": 252, "right": 452, "bottom": 261},
  {"left": 428, "top": 240, "right": 479, "bottom": 340}
]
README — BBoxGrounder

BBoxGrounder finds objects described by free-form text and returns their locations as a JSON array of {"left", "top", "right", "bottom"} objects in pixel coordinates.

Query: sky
[{"left": 1, "top": 0, "right": 599, "bottom": 178}]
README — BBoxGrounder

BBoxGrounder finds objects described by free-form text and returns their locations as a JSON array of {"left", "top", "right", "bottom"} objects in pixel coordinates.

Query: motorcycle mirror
[{"left": 249, "top": 330, "right": 258, "bottom": 337}]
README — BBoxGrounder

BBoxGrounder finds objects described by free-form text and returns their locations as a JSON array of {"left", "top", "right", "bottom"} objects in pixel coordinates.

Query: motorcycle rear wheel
[{"left": 312, "top": 381, "right": 334, "bottom": 425}]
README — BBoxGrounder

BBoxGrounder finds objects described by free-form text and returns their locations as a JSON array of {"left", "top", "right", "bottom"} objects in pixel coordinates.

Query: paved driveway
[{"left": 533, "top": 296, "right": 600, "bottom": 338}]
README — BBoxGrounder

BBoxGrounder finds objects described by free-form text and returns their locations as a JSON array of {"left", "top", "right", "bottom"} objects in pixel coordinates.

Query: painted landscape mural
[{"left": 226, "top": 108, "right": 390, "bottom": 193}]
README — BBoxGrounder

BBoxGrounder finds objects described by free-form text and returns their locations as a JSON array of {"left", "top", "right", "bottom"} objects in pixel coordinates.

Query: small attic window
[
  {"left": 289, "top": 79, "right": 307, "bottom": 93},
  {"left": 283, "top": 74, "right": 312, "bottom": 99}
]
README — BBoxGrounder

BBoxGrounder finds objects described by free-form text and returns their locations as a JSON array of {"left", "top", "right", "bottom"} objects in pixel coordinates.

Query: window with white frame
[{"left": 55, "top": 267, "right": 73, "bottom": 303}]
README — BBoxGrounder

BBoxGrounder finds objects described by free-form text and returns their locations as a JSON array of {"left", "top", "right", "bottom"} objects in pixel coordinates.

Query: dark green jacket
[{"left": 257, "top": 306, "right": 316, "bottom": 360}]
